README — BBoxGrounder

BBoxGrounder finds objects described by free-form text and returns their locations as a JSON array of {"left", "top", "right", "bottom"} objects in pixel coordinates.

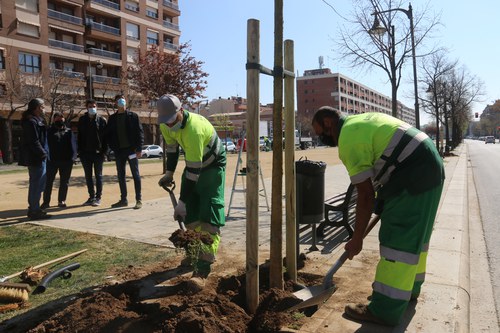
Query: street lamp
[
  {"left": 195, "top": 99, "right": 209, "bottom": 114},
  {"left": 369, "top": 3, "right": 420, "bottom": 129},
  {"left": 87, "top": 52, "right": 103, "bottom": 99}
]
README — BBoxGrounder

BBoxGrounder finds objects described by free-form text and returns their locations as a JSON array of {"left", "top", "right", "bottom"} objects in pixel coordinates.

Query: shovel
[
  {"left": 286, "top": 214, "right": 381, "bottom": 312},
  {"left": 161, "top": 181, "right": 186, "bottom": 231}
]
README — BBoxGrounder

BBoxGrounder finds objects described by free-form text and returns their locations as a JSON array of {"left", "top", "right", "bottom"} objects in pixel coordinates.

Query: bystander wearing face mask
[
  {"left": 117, "top": 98, "right": 126, "bottom": 108},
  {"left": 88, "top": 107, "right": 97, "bottom": 116}
]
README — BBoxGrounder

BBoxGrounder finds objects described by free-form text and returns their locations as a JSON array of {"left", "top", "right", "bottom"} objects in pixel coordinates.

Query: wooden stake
[
  {"left": 246, "top": 18, "right": 260, "bottom": 314},
  {"left": 270, "top": 0, "right": 284, "bottom": 290},
  {"left": 284, "top": 39, "right": 297, "bottom": 282}
]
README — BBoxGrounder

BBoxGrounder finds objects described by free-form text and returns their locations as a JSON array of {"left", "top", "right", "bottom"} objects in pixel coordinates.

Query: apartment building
[
  {"left": 296, "top": 68, "right": 415, "bottom": 126},
  {"left": 0, "top": 0, "right": 181, "bottom": 122}
]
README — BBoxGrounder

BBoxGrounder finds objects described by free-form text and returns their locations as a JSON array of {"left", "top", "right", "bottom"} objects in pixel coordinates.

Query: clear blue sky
[{"left": 179, "top": 0, "right": 499, "bottom": 125}]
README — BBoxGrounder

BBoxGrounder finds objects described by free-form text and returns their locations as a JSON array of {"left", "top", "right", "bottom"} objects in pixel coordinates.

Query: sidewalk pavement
[{"left": 31, "top": 144, "right": 484, "bottom": 332}]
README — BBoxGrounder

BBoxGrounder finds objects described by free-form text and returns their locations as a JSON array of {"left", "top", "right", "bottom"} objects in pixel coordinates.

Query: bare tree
[
  {"left": 337, "top": 0, "right": 440, "bottom": 119},
  {"left": 44, "top": 69, "right": 87, "bottom": 125},
  {"left": 446, "top": 66, "right": 484, "bottom": 147},
  {"left": 419, "top": 51, "right": 456, "bottom": 152},
  {"left": 0, "top": 51, "right": 45, "bottom": 164}
]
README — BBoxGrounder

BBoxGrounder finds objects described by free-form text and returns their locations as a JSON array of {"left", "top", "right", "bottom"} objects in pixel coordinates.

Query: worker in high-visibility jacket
[
  {"left": 312, "top": 107, "right": 444, "bottom": 326},
  {"left": 157, "top": 94, "right": 226, "bottom": 280}
]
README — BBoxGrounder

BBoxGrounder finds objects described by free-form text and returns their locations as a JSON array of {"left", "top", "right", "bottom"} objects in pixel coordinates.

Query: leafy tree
[{"left": 127, "top": 43, "right": 208, "bottom": 103}]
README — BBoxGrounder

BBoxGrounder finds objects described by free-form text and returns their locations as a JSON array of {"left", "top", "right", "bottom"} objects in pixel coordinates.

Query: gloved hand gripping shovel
[
  {"left": 161, "top": 181, "right": 186, "bottom": 231},
  {"left": 286, "top": 213, "right": 381, "bottom": 311}
]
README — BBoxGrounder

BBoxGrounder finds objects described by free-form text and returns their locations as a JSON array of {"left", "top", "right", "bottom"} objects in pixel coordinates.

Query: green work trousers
[
  {"left": 368, "top": 183, "right": 443, "bottom": 325},
  {"left": 182, "top": 164, "right": 225, "bottom": 275}
]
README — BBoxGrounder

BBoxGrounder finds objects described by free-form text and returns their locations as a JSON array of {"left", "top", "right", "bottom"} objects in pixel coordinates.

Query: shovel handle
[
  {"left": 322, "top": 214, "right": 381, "bottom": 289},
  {"left": 161, "top": 181, "right": 186, "bottom": 231}
]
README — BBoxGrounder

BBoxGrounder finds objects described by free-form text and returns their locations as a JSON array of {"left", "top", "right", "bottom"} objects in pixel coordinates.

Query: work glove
[
  {"left": 158, "top": 170, "right": 174, "bottom": 188},
  {"left": 174, "top": 199, "right": 186, "bottom": 221}
]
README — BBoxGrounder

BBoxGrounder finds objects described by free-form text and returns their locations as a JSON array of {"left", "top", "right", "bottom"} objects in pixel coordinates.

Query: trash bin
[{"left": 296, "top": 158, "right": 326, "bottom": 224}]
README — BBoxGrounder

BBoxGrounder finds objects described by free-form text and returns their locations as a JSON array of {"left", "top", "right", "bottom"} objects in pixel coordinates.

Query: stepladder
[{"left": 226, "top": 144, "right": 269, "bottom": 218}]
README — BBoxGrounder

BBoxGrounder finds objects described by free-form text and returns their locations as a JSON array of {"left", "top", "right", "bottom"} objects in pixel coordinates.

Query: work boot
[{"left": 344, "top": 303, "right": 389, "bottom": 326}]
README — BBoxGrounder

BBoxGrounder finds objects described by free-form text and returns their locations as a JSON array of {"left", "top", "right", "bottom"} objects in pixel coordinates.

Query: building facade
[
  {"left": 0, "top": 0, "right": 180, "bottom": 118},
  {"left": 296, "top": 68, "right": 415, "bottom": 126}
]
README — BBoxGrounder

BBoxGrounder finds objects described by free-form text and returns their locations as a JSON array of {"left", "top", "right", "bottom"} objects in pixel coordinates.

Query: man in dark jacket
[
  {"left": 18, "top": 98, "right": 51, "bottom": 220},
  {"left": 107, "top": 94, "right": 144, "bottom": 209},
  {"left": 77, "top": 99, "right": 107, "bottom": 206},
  {"left": 41, "top": 112, "right": 75, "bottom": 209}
]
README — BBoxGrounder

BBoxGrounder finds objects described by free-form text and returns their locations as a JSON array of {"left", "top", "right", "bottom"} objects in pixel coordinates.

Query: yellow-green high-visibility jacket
[
  {"left": 160, "top": 110, "right": 226, "bottom": 202},
  {"left": 338, "top": 112, "right": 443, "bottom": 198}
]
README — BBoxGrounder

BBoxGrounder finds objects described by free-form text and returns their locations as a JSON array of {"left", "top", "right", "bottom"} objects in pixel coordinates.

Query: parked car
[
  {"left": 222, "top": 139, "right": 236, "bottom": 153},
  {"left": 485, "top": 136, "right": 495, "bottom": 144},
  {"left": 141, "top": 145, "right": 163, "bottom": 158}
]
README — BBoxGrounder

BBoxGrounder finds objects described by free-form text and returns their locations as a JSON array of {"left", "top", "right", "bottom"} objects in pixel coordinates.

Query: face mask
[
  {"left": 88, "top": 107, "right": 97, "bottom": 116},
  {"left": 54, "top": 120, "right": 64, "bottom": 127},
  {"left": 319, "top": 134, "right": 336, "bottom": 147},
  {"left": 169, "top": 121, "right": 182, "bottom": 132},
  {"left": 117, "top": 98, "right": 126, "bottom": 108}
]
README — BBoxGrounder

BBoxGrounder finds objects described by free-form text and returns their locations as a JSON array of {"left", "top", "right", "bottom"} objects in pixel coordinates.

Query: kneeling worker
[{"left": 157, "top": 94, "right": 226, "bottom": 280}]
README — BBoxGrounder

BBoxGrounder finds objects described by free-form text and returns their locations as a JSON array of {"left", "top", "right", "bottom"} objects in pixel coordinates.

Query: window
[
  {"left": 146, "top": 30, "right": 158, "bottom": 45},
  {"left": 127, "top": 47, "right": 137, "bottom": 63},
  {"left": 19, "top": 52, "right": 41, "bottom": 73},
  {"left": 146, "top": 7, "right": 158, "bottom": 19},
  {"left": 126, "top": 22, "right": 139, "bottom": 40},
  {"left": 63, "top": 62, "right": 74, "bottom": 72},
  {"left": 15, "top": 0, "right": 38, "bottom": 12},
  {"left": 125, "top": 0, "right": 139, "bottom": 12},
  {"left": 17, "top": 21, "right": 40, "bottom": 38},
  {"left": 0, "top": 50, "right": 4, "bottom": 70}
]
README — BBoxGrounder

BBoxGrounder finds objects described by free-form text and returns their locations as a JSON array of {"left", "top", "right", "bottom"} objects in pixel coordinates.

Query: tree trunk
[{"left": 0, "top": 118, "right": 14, "bottom": 164}]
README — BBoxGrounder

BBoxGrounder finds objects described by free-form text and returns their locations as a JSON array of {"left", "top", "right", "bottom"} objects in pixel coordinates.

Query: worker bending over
[
  {"left": 312, "top": 107, "right": 444, "bottom": 326},
  {"left": 157, "top": 94, "right": 226, "bottom": 281}
]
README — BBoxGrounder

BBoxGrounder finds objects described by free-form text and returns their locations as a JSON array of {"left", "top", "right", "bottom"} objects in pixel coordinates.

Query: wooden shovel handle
[{"left": 3, "top": 249, "right": 88, "bottom": 281}]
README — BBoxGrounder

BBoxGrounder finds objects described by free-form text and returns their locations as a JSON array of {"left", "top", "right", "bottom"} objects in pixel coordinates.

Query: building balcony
[
  {"left": 50, "top": 69, "right": 86, "bottom": 80},
  {"left": 163, "top": 0, "right": 180, "bottom": 13},
  {"left": 87, "top": 47, "right": 121, "bottom": 60},
  {"left": 163, "top": 0, "right": 178, "bottom": 10},
  {"left": 92, "top": 74, "right": 120, "bottom": 85},
  {"left": 90, "top": 0, "right": 120, "bottom": 11},
  {"left": 163, "top": 20, "right": 179, "bottom": 31},
  {"left": 47, "top": 9, "right": 83, "bottom": 25},
  {"left": 86, "top": 20, "right": 120, "bottom": 36},
  {"left": 163, "top": 41, "right": 178, "bottom": 51},
  {"left": 49, "top": 39, "right": 85, "bottom": 53}
]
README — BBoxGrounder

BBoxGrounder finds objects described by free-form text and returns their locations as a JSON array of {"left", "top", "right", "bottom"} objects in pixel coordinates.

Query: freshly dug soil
[
  {"left": 1, "top": 255, "right": 323, "bottom": 333},
  {"left": 169, "top": 229, "right": 214, "bottom": 248}
]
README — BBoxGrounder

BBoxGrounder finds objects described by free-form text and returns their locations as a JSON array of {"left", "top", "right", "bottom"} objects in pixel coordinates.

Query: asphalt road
[{"left": 466, "top": 139, "right": 500, "bottom": 322}]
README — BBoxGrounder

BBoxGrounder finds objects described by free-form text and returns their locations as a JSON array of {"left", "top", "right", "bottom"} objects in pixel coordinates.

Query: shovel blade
[{"left": 287, "top": 285, "right": 336, "bottom": 311}]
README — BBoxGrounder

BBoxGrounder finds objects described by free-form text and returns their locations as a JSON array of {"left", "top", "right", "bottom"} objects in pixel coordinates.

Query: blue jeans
[
  {"left": 28, "top": 160, "right": 47, "bottom": 213},
  {"left": 114, "top": 149, "right": 141, "bottom": 201},
  {"left": 80, "top": 153, "right": 104, "bottom": 200}
]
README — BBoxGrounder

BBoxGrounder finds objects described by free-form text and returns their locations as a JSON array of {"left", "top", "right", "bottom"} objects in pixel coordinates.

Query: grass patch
[{"left": 0, "top": 224, "right": 177, "bottom": 322}]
